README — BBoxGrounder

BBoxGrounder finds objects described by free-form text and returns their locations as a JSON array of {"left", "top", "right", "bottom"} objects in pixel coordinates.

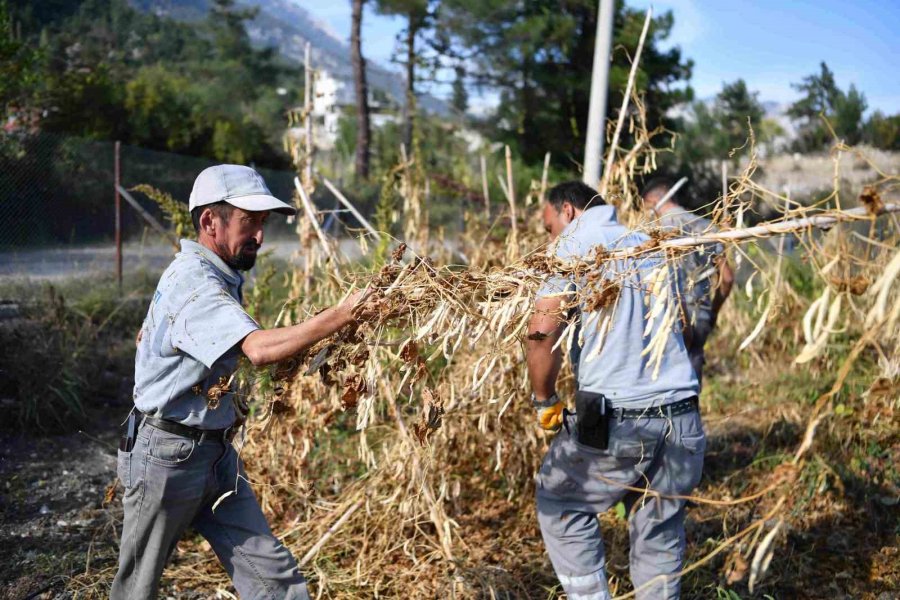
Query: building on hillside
[{"left": 287, "top": 68, "right": 400, "bottom": 152}]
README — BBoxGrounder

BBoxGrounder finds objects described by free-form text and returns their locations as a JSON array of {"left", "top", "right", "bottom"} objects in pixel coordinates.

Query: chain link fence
[{"left": 0, "top": 130, "right": 300, "bottom": 250}]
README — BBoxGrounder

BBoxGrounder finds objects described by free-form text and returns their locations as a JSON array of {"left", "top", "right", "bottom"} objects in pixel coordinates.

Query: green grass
[{"left": 0, "top": 271, "right": 157, "bottom": 432}]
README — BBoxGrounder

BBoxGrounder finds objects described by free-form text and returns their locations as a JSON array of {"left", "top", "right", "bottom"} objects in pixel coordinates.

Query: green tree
[
  {"left": 714, "top": 79, "right": 764, "bottom": 154},
  {"left": 787, "top": 62, "right": 867, "bottom": 150},
  {"left": 450, "top": 65, "right": 467, "bottom": 115},
  {"left": 0, "top": 1, "right": 41, "bottom": 119},
  {"left": 4, "top": 0, "right": 297, "bottom": 167},
  {"left": 832, "top": 84, "right": 866, "bottom": 145},
  {"left": 125, "top": 65, "right": 199, "bottom": 151},
  {"left": 375, "top": 0, "right": 431, "bottom": 151},
  {"left": 351, "top": 0, "right": 371, "bottom": 180},
  {"left": 438, "top": 0, "right": 692, "bottom": 166},
  {"left": 864, "top": 111, "right": 900, "bottom": 150}
]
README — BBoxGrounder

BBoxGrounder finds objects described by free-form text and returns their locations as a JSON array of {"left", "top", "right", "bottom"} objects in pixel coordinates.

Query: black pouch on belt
[
  {"left": 575, "top": 390, "right": 609, "bottom": 450},
  {"left": 119, "top": 411, "right": 137, "bottom": 452}
]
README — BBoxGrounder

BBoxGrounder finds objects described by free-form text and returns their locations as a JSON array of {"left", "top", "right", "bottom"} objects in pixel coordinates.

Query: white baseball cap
[{"left": 189, "top": 164, "right": 297, "bottom": 216}]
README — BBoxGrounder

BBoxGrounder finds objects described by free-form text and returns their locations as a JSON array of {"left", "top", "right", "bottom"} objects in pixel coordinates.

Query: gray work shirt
[
  {"left": 538, "top": 206, "right": 699, "bottom": 408},
  {"left": 658, "top": 206, "right": 724, "bottom": 325},
  {"left": 133, "top": 240, "right": 260, "bottom": 429}
]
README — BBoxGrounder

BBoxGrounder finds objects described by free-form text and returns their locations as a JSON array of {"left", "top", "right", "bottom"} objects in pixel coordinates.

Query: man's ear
[
  {"left": 563, "top": 201, "right": 576, "bottom": 221},
  {"left": 198, "top": 208, "right": 216, "bottom": 237}
]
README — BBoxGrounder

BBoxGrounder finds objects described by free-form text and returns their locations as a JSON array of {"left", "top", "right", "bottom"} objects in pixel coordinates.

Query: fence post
[{"left": 115, "top": 140, "right": 122, "bottom": 292}]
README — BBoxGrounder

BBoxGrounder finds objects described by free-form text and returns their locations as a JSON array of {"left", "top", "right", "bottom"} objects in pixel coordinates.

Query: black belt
[
  {"left": 142, "top": 415, "right": 234, "bottom": 443},
  {"left": 610, "top": 396, "right": 698, "bottom": 419}
]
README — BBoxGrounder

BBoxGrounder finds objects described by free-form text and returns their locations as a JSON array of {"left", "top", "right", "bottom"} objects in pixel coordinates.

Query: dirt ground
[{"left": 0, "top": 376, "right": 130, "bottom": 600}]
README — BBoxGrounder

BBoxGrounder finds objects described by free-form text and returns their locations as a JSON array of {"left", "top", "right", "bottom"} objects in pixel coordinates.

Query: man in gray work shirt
[
  {"left": 113, "top": 165, "right": 367, "bottom": 599},
  {"left": 641, "top": 177, "right": 734, "bottom": 387},
  {"left": 527, "top": 181, "right": 704, "bottom": 600}
]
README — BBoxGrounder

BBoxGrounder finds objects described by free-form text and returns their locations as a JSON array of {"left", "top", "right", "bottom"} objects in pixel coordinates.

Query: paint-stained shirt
[
  {"left": 537, "top": 206, "right": 698, "bottom": 408},
  {"left": 132, "top": 239, "right": 260, "bottom": 429},
  {"left": 658, "top": 206, "right": 724, "bottom": 325}
]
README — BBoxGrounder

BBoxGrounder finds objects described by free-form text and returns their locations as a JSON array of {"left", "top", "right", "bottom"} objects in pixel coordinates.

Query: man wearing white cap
[{"left": 112, "top": 165, "right": 364, "bottom": 599}]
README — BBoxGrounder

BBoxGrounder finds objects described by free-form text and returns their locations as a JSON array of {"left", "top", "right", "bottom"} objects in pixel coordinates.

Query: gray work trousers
[
  {"left": 111, "top": 421, "right": 309, "bottom": 599},
  {"left": 536, "top": 410, "right": 706, "bottom": 600}
]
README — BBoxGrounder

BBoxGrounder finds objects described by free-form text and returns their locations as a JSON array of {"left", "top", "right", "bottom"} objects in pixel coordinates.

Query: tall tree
[
  {"left": 714, "top": 79, "right": 765, "bottom": 153},
  {"left": 450, "top": 65, "right": 467, "bottom": 115},
  {"left": 350, "top": 0, "right": 371, "bottom": 180},
  {"left": 438, "top": 0, "right": 692, "bottom": 166},
  {"left": 375, "top": 0, "right": 430, "bottom": 151},
  {"left": 864, "top": 111, "right": 900, "bottom": 150},
  {"left": 832, "top": 84, "right": 867, "bottom": 145},
  {"left": 787, "top": 62, "right": 867, "bottom": 150}
]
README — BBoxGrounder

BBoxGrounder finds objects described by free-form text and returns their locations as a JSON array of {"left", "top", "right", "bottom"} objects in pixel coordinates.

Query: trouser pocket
[{"left": 117, "top": 449, "right": 132, "bottom": 489}]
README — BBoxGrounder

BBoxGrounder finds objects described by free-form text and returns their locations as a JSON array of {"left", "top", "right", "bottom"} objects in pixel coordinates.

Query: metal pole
[
  {"left": 582, "top": 0, "right": 615, "bottom": 188},
  {"left": 114, "top": 140, "right": 122, "bottom": 292}
]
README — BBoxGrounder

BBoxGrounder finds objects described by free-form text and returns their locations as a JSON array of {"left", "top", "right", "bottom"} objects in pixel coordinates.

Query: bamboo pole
[
  {"left": 298, "top": 499, "right": 363, "bottom": 567},
  {"left": 295, "top": 177, "right": 341, "bottom": 279},
  {"left": 321, "top": 177, "right": 379, "bottom": 238},
  {"left": 504, "top": 145, "right": 517, "bottom": 256},
  {"left": 116, "top": 185, "right": 179, "bottom": 250},
  {"left": 653, "top": 176, "right": 688, "bottom": 212},
  {"left": 539, "top": 151, "right": 551, "bottom": 205},
  {"left": 600, "top": 6, "right": 652, "bottom": 196},
  {"left": 480, "top": 154, "right": 490, "bottom": 220},
  {"left": 656, "top": 203, "right": 899, "bottom": 251},
  {"left": 531, "top": 204, "right": 900, "bottom": 274}
]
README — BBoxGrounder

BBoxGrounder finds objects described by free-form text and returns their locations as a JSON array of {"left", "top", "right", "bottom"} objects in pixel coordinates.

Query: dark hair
[
  {"left": 640, "top": 176, "right": 675, "bottom": 200},
  {"left": 547, "top": 181, "right": 605, "bottom": 211},
  {"left": 191, "top": 201, "right": 235, "bottom": 233}
]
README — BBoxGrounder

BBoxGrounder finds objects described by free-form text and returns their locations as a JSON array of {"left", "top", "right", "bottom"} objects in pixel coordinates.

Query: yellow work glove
[
  {"left": 534, "top": 392, "right": 565, "bottom": 431},
  {"left": 537, "top": 402, "right": 565, "bottom": 431}
]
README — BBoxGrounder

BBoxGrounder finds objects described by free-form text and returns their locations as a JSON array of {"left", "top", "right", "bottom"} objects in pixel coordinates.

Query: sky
[{"left": 301, "top": 0, "right": 900, "bottom": 115}]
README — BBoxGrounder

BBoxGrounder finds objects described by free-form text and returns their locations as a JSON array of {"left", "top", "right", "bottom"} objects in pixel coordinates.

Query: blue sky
[{"left": 301, "top": 0, "right": 900, "bottom": 114}]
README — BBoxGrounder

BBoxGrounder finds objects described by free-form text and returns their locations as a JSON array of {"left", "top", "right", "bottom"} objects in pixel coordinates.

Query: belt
[
  {"left": 142, "top": 415, "right": 234, "bottom": 443},
  {"left": 610, "top": 396, "right": 698, "bottom": 419}
]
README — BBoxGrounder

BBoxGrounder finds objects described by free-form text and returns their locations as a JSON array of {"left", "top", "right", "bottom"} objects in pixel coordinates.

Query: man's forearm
[
  {"left": 526, "top": 336, "right": 562, "bottom": 399},
  {"left": 711, "top": 259, "right": 735, "bottom": 320},
  {"left": 526, "top": 297, "right": 566, "bottom": 400},
  {"left": 241, "top": 305, "right": 355, "bottom": 366}
]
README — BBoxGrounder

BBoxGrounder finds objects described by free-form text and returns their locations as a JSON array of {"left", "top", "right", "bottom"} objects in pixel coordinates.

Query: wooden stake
[
  {"left": 322, "top": 177, "right": 379, "bottom": 238},
  {"left": 539, "top": 152, "right": 551, "bottom": 205},
  {"left": 295, "top": 177, "right": 341, "bottom": 279},
  {"left": 505, "top": 146, "right": 518, "bottom": 256},
  {"left": 600, "top": 6, "right": 652, "bottom": 196},
  {"left": 480, "top": 154, "right": 490, "bottom": 221}
]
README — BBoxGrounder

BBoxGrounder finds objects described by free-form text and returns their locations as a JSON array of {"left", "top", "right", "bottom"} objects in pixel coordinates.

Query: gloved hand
[{"left": 536, "top": 400, "right": 565, "bottom": 432}]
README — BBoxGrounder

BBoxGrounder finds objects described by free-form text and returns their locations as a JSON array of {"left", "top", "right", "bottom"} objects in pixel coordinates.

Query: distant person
[
  {"left": 528, "top": 181, "right": 704, "bottom": 599},
  {"left": 641, "top": 178, "right": 734, "bottom": 388},
  {"left": 112, "top": 165, "right": 370, "bottom": 599}
]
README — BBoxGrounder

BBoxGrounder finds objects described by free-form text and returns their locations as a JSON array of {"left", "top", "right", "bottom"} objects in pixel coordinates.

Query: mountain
[{"left": 130, "top": 0, "right": 449, "bottom": 114}]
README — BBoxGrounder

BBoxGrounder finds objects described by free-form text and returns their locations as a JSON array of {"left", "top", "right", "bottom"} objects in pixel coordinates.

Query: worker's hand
[
  {"left": 340, "top": 287, "right": 376, "bottom": 320},
  {"left": 536, "top": 401, "right": 565, "bottom": 432}
]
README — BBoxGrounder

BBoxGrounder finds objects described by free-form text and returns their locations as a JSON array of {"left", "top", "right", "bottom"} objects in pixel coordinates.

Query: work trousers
[
  {"left": 111, "top": 422, "right": 309, "bottom": 599},
  {"left": 536, "top": 410, "right": 706, "bottom": 600}
]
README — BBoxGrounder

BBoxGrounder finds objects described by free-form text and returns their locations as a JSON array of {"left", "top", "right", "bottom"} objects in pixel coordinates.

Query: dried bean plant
[{"left": 71, "top": 95, "right": 900, "bottom": 598}]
